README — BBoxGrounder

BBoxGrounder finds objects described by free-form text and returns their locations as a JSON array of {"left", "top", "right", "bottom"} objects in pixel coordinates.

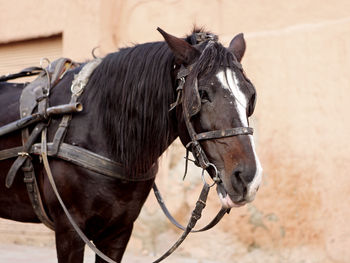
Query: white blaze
[
  {"left": 216, "top": 69, "right": 262, "bottom": 204},
  {"left": 216, "top": 69, "right": 248, "bottom": 126}
]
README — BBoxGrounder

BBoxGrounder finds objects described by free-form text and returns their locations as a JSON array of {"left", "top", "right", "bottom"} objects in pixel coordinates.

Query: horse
[{"left": 0, "top": 28, "right": 262, "bottom": 262}]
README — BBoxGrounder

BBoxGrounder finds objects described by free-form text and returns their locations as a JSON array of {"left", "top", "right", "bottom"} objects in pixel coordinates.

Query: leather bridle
[{"left": 173, "top": 62, "right": 254, "bottom": 185}]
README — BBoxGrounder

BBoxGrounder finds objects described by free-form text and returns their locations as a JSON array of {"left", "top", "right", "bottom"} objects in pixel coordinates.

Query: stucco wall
[
  {"left": 0, "top": 0, "right": 349, "bottom": 262},
  {"left": 0, "top": 0, "right": 64, "bottom": 43}
]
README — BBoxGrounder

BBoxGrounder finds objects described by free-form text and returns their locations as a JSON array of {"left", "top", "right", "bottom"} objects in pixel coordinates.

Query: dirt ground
[
  {"left": 0, "top": 243, "right": 222, "bottom": 263},
  {"left": 0, "top": 217, "right": 332, "bottom": 263},
  {"left": 0, "top": 243, "right": 219, "bottom": 263},
  {"left": 0, "top": 218, "right": 220, "bottom": 263}
]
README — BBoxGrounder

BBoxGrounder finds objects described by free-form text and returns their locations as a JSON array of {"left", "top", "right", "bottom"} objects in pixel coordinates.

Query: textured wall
[
  {"left": 0, "top": 0, "right": 350, "bottom": 262},
  {"left": 0, "top": 0, "right": 64, "bottom": 43}
]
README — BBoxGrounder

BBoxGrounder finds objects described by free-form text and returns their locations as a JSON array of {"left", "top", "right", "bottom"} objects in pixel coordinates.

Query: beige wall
[
  {"left": 0, "top": 0, "right": 64, "bottom": 43},
  {"left": 1, "top": 0, "right": 350, "bottom": 262},
  {"left": 0, "top": 36, "right": 62, "bottom": 78}
]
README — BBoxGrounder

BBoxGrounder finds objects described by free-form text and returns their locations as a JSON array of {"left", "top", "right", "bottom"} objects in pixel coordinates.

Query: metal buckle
[
  {"left": 18, "top": 152, "right": 31, "bottom": 159},
  {"left": 18, "top": 152, "right": 30, "bottom": 157},
  {"left": 71, "top": 81, "right": 84, "bottom": 96}
]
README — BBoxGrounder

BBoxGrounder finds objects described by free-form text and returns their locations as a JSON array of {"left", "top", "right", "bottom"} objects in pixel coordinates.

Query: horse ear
[
  {"left": 157, "top": 27, "right": 200, "bottom": 65},
  {"left": 157, "top": 27, "right": 201, "bottom": 117},
  {"left": 228, "top": 33, "right": 246, "bottom": 62}
]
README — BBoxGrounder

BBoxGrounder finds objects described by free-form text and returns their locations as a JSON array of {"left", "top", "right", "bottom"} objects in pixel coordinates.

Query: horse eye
[{"left": 199, "top": 90, "right": 210, "bottom": 103}]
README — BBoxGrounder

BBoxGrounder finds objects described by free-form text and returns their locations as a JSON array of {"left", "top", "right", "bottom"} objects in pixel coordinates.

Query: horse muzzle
[{"left": 215, "top": 166, "right": 262, "bottom": 208}]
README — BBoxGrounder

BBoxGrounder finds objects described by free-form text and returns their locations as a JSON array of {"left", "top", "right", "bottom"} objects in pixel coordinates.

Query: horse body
[{"left": 0, "top": 28, "right": 262, "bottom": 262}]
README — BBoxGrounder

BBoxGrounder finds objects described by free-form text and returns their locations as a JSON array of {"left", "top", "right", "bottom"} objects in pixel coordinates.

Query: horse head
[{"left": 158, "top": 28, "right": 263, "bottom": 208}]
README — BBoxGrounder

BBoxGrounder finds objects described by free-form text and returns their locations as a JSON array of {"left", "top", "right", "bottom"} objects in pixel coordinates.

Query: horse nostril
[{"left": 232, "top": 170, "right": 247, "bottom": 196}]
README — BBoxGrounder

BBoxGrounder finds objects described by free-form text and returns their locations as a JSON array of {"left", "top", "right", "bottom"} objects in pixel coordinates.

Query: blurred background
[{"left": 0, "top": 0, "right": 349, "bottom": 262}]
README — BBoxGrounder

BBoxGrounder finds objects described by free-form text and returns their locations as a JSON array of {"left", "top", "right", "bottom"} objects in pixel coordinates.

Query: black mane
[
  {"left": 83, "top": 29, "right": 235, "bottom": 176},
  {"left": 84, "top": 41, "right": 175, "bottom": 175}
]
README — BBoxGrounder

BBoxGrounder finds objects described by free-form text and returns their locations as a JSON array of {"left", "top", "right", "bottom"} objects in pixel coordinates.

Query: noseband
[{"left": 173, "top": 63, "right": 254, "bottom": 184}]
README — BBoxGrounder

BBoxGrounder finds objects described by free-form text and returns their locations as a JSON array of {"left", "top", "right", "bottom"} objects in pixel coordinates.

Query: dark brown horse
[{"left": 0, "top": 28, "right": 262, "bottom": 262}]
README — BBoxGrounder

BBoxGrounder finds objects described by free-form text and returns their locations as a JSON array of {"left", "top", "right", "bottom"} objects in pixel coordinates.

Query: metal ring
[
  {"left": 40, "top": 57, "right": 51, "bottom": 69},
  {"left": 71, "top": 82, "right": 84, "bottom": 96},
  {"left": 201, "top": 163, "right": 220, "bottom": 188}
]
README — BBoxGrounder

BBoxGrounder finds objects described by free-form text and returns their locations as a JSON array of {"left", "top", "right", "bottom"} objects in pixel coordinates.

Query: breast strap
[{"left": 0, "top": 142, "right": 156, "bottom": 182}]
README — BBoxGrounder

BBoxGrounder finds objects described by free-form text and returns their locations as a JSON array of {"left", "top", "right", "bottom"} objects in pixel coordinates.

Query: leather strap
[
  {"left": 50, "top": 59, "right": 76, "bottom": 87},
  {"left": 153, "top": 183, "right": 228, "bottom": 232},
  {"left": 0, "top": 143, "right": 156, "bottom": 182},
  {"left": 41, "top": 128, "right": 117, "bottom": 263},
  {"left": 51, "top": 98, "right": 76, "bottom": 157},
  {"left": 5, "top": 122, "right": 46, "bottom": 188},
  {"left": 152, "top": 183, "right": 210, "bottom": 263},
  {"left": 194, "top": 127, "right": 253, "bottom": 141},
  {"left": 0, "top": 67, "right": 43, "bottom": 82},
  {"left": 51, "top": 115, "right": 71, "bottom": 156},
  {"left": 0, "top": 147, "right": 21, "bottom": 161},
  {"left": 40, "top": 143, "right": 156, "bottom": 181},
  {"left": 22, "top": 157, "right": 55, "bottom": 230}
]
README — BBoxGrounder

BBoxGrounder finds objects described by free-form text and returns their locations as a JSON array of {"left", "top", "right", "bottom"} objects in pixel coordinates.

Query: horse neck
[{"left": 85, "top": 44, "right": 178, "bottom": 175}]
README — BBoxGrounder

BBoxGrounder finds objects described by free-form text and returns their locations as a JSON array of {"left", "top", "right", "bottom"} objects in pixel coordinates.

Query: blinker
[{"left": 172, "top": 65, "right": 201, "bottom": 117}]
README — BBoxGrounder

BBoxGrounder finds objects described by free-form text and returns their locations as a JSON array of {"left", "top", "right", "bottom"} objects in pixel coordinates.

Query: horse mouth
[{"left": 216, "top": 183, "right": 247, "bottom": 208}]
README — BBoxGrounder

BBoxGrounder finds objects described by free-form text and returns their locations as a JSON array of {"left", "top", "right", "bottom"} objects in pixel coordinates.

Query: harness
[{"left": 0, "top": 39, "right": 254, "bottom": 262}]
